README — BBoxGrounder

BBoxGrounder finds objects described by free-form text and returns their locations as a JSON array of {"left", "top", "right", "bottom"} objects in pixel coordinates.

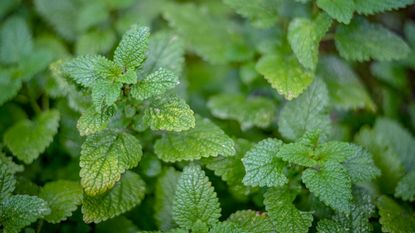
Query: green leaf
[
  {"left": 91, "top": 80, "right": 122, "bottom": 111},
  {"left": 342, "top": 145, "right": 380, "bottom": 183},
  {"left": 154, "top": 168, "right": 181, "bottom": 231},
  {"left": 4, "top": 110, "right": 60, "bottom": 164},
  {"left": 278, "top": 79, "right": 331, "bottom": 141},
  {"left": 0, "top": 69, "right": 21, "bottom": 106},
  {"left": 34, "top": 0, "right": 78, "bottom": 40},
  {"left": 0, "top": 195, "right": 50, "bottom": 233},
  {"left": 335, "top": 18, "right": 410, "bottom": 61},
  {"left": 377, "top": 195, "right": 415, "bottom": 233},
  {"left": 0, "top": 152, "right": 23, "bottom": 174},
  {"left": 256, "top": 54, "right": 314, "bottom": 100},
  {"left": 39, "top": 180, "right": 83, "bottom": 223},
  {"left": 288, "top": 14, "right": 332, "bottom": 70},
  {"left": 95, "top": 216, "right": 139, "bottom": 233},
  {"left": 264, "top": 187, "right": 313, "bottom": 233},
  {"left": 226, "top": 210, "right": 275, "bottom": 233},
  {"left": 316, "top": 0, "right": 354, "bottom": 24},
  {"left": 242, "top": 138, "right": 287, "bottom": 187},
  {"left": 223, "top": 0, "right": 279, "bottom": 28},
  {"left": 317, "top": 190, "right": 376, "bottom": 233},
  {"left": 209, "top": 222, "right": 240, "bottom": 233},
  {"left": 77, "top": 106, "right": 115, "bottom": 136},
  {"left": 114, "top": 26, "right": 150, "bottom": 69},
  {"left": 354, "top": 0, "right": 415, "bottom": 15},
  {"left": 317, "top": 56, "right": 375, "bottom": 111},
  {"left": 154, "top": 116, "right": 235, "bottom": 162},
  {"left": 0, "top": 16, "right": 33, "bottom": 64},
  {"left": 131, "top": 68, "right": 180, "bottom": 101},
  {"left": 76, "top": 29, "right": 116, "bottom": 55},
  {"left": 205, "top": 139, "right": 254, "bottom": 199},
  {"left": 163, "top": 3, "right": 252, "bottom": 64},
  {"left": 62, "top": 55, "right": 107, "bottom": 88},
  {"left": 276, "top": 132, "right": 320, "bottom": 167},
  {"left": 0, "top": 163, "right": 15, "bottom": 201},
  {"left": 207, "top": 94, "right": 277, "bottom": 130},
  {"left": 173, "top": 164, "right": 221, "bottom": 229},
  {"left": 395, "top": 170, "right": 415, "bottom": 201},
  {"left": 143, "top": 96, "right": 195, "bottom": 132},
  {"left": 80, "top": 131, "right": 142, "bottom": 195},
  {"left": 118, "top": 69, "right": 137, "bottom": 84},
  {"left": 302, "top": 162, "right": 352, "bottom": 213},
  {"left": 141, "top": 32, "right": 185, "bottom": 76},
  {"left": 82, "top": 171, "right": 146, "bottom": 223}
]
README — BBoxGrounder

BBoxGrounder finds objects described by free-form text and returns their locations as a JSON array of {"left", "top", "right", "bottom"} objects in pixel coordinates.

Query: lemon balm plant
[{"left": 1, "top": 0, "right": 415, "bottom": 232}]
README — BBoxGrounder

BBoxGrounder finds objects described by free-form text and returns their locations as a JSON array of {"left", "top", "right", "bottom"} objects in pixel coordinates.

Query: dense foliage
[{"left": 1, "top": 0, "right": 415, "bottom": 232}]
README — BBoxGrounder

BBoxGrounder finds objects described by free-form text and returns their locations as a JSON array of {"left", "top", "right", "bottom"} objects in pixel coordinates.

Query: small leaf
[
  {"left": 342, "top": 145, "right": 380, "bottom": 183},
  {"left": 223, "top": 0, "right": 279, "bottom": 28},
  {"left": 62, "top": 55, "right": 107, "bottom": 88},
  {"left": 302, "top": 162, "right": 352, "bottom": 213},
  {"left": 173, "top": 164, "right": 221, "bottom": 229},
  {"left": 207, "top": 94, "right": 277, "bottom": 130},
  {"left": 264, "top": 187, "right": 313, "bottom": 233},
  {"left": 154, "top": 116, "right": 235, "bottom": 162},
  {"left": 82, "top": 171, "right": 146, "bottom": 223},
  {"left": 143, "top": 96, "right": 195, "bottom": 132},
  {"left": 4, "top": 110, "right": 60, "bottom": 164},
  {"left": 114, "top": 26, "right": 150, "bottom": 69},
  {"left": 39, "top": 180, "right": 83, "bottom": 223},
  {"left": 226, "top": 210, "right": 274, "bottom": 233},
  {"left": 395, "top": 170, "right": 415, "bottom": 201},
  {"left": 0, "top": 195, "right": 50, "bottom": 233},
  {"left": 256, "top": 54, "right": 314, "bottom": 100},
  {"left": 354, "top": 0, "right": 415, "bottom": 15},
  {"left": 91, "top": 80, "right": 122, "bottom": 111},
  {"left": 80, "top": 131, "right": 142, "bottom": 195},
  {"left": 0, "top": 16, "right": 33, "bottom": 64},
  {"left": 288, "top": 14, "right": 332, "bottom": 70},
  {"left": 316, "top": 0, "right": 354, "bottom": 24},
  {"left": 335, "top": 18, "right": 410, "bottom": 61},
  {"left": 377, "top": 195, "right": 415, "bottom": 233},
  {"left": 278, "top": 79, "right": 330, "bottom": 141},
  {"left": 242, "top": 138, "right": 288, "bottom": 187},
  {"left": 131, "top": 68, "right": 179, "bottom": 101},
  {"left": 0, "top": 163, "right": 15, "bottom": 201}
]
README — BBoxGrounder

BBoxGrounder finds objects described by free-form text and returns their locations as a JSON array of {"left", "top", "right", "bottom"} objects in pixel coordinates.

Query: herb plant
[{"left": 1, "top": 0, "right": 415, "bottom": 232}]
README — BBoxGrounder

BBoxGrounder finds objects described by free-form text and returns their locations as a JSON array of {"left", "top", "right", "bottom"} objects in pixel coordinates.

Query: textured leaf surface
[
  {"left": 0, "top": 163, "right": 15, "bottom": 201},
  {"left": 80, "top": 131, "right": 142, "bottom": 195},
  {"left": 226, "top": 210, "right": 275, "bottom": 233},
  {"left": 154, "top": 117, "right": 235, "bottom": 162},
  {"left": 91, "top": 80, "right": 122, "bottom": 111},
  {"left": 335, "top": 18, "right": 410, "bottom": 61},
  {"left": 132, "top": 68, "right": 179, "bottom": 101},
  {"left": 377, "top": 195, "right": 415, "bottom": 233},
  {"left": 302, "top": 162, "right": 352, "bottom": 213},
  {"left": 4, "top": 110, "right": 60, "bottom": 164},
  {"left": 0, "top": 195, "right": 50, "bottom": 233},
  {"left": 39, "top": 180, "right": 83, "bottom": 223},
  {"left": 242, "top": 139, "right": 287, "bottom": 187},
  {"left": 0, "top": 16, "right": 32, "bottom": 64},
  {"left": 143, "top": 96, "right": 195, "bottom": 131},
  {"left": 354, "top": 0, "right": 415, "bottom": 15},
  {"left": 114, "top": 26, "right": 150, "bottom": 69},
  {"left": 154, "top": 168, "right": 181, "bottom": 231},
  {"left": 62, "top": 55, "right": 106, "bottom": 87},
  {"left": 342, "top": 145, "right": 380, "bottom": 183},
  {"left": 77, "top": 106, "right": 115, "bottom": 136},
  {"left": 278, "top": 79, "right": 330, "bottom": 141},
  {"left": 208, "top": 94, "right": 277, "bottom": 130},
  {"left": 256, "top": 54, "right": 314, "bottom": 100},
  {"left": 173, "top": 164, "right": 221, "bottom": 229},
  {"left": 395, "top": 170, "right": 415, "bottom": 201},
  {"left": 316, "top": 0, "right": 354, "bottom": 24},
  {"left": 264, "top": 187, "right": 313, "bottom": 233},
  {"left": 82, "top": 171, "right": 146, "bottom": 223},
  {"left": 288, "top": 14, "right": 332, "bottom": 70}
]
